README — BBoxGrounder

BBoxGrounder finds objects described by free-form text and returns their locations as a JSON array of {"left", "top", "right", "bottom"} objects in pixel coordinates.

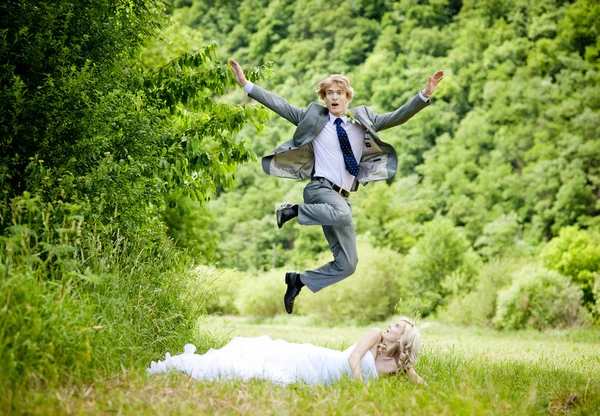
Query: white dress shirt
[{"left": 312, "top": 114, "right": 365, "bottom": 191}]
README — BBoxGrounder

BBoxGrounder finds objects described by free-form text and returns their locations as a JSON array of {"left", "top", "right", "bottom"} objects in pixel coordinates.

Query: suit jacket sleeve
[
  {"left": 248, "top": 85, "right": 306, "bottom": 126},
  {"left": 368, "top": 93, "right": 430, "bottom": 132}
]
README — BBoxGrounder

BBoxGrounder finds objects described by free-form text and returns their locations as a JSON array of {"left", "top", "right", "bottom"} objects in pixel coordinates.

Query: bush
[
  {"left": 541, "top": 226, "right": 600, "bottom": 308},
  {"left": 398, "top": 219, "right": 482, "bottom": 317},
  {"left": 87, "top": 235, "right": 207, "bottom": 372},
  {"left": 594, "top": 274, "right": 600, "bottom": 319},
  {"left": 235, "top": 269, "right": 286, "bottom": 318},
  {"left": 0, "top": 261, "right": 97, "bottom": 389},
  {"left": 494, "top": 265, "right": 582, "bottom": 330},
  {"left": 299, "top": 240, "right": 403, "bottom": 325},
  {"left": 0, "top": 0, "right": 271, "bottom": 396},
  {"left": 438, "top": 257, "right": 526, "bottom": 327},
  {"left": 200, "top": 267, "right": 286, "bottom": 318},
  {"left": 163, "top": 197, "right": 219, "bottom": 263},
  {"left": 0, "top": 195, "right": 205, "bottom": 390}
]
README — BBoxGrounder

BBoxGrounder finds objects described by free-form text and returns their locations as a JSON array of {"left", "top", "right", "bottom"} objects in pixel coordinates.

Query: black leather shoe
[
  {"left": 276, "top": 202, "right": 298, "bottom": 229},
  {"left": 284, "top": 272, "right": 302, "bottom": 314}
]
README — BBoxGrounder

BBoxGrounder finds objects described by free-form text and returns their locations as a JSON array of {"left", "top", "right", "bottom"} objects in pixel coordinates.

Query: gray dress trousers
[{"left": 297, "top": 177, "right": 358, "bottom": 292}]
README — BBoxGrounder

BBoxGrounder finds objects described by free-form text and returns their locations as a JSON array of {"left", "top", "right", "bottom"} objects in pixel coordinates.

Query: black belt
[{"left": 313, "top": 177, "right": 350, "bottom": 197}]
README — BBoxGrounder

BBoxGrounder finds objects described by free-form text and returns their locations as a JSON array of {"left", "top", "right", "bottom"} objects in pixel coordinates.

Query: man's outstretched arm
[
  {"left": 372, "top": 70, "right": 444, "bottom": 132},
  {"left": 229, "top": 59, "right": 305, "bottom": 126}
]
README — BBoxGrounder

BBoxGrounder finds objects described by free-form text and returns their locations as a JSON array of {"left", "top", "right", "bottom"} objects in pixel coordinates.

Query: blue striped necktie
[{"left": 334, "top": 117, "right": 360, "bottom": 177}]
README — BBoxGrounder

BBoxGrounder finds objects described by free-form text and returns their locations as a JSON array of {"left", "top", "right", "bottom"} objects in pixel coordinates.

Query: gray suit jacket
[{"left": 249, "top": 85, "right": 430, "bottom": 191}]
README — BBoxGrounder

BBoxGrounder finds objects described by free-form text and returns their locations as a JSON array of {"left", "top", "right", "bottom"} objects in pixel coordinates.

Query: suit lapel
[
  {"left": 349, "top": 108, "right": 378, "bottom": 140},
  {"left": 314, "top": 107, "right": 329, "bottom": 137}
]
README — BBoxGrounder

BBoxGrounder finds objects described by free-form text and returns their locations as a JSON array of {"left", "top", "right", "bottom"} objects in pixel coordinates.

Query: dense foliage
[
  {"left": 0, "top": 0, "right": 270, "bottom": 392},
  {"left": 170, "top": 0, "right": 600, "bottom": 325}
]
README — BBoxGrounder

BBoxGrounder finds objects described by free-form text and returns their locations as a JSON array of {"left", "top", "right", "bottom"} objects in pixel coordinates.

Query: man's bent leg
[
  {"left": 297, "top": 179, "right": 358, "bottom": 292},
  {"left": 300, "top": 220, "right": 358, "bottom": 292}
]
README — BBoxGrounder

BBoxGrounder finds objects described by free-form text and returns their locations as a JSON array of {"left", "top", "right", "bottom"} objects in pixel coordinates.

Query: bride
[{"left": 148, "top": 317, "right": 427, "bottom": 386}]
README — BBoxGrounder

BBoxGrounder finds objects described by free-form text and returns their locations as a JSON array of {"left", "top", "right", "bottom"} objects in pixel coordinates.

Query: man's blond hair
[{"left": 315, "top": 74, "right": 354, "bottom": 102}]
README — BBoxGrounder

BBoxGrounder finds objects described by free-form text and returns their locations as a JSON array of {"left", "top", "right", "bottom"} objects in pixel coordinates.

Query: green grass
[{"left": 6, "top": 316, "right": 600, "bottom": 415}]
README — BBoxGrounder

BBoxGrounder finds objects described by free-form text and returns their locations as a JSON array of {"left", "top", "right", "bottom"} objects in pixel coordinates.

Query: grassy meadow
[{"left": 10, "top": 316, "right": 600, "bottom": 415}]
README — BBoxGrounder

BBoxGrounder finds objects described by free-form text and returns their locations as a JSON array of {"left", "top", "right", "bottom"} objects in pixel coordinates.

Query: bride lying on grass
[{"left": 148, "top": 317, "right": 427, "bottom": 386}]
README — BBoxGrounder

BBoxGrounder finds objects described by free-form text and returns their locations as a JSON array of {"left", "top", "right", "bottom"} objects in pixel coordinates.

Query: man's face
[{"left": 324, "top": 84, "right": 350, "bottom": 117}]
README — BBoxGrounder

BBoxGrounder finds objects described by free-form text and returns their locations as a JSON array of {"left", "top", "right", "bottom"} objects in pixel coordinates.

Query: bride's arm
[
  {"left": 406, "top": 367, "right": 428, "bottom": 386},
  {"left": 348, "top": 328, "right": 381, "bottom": 381}
]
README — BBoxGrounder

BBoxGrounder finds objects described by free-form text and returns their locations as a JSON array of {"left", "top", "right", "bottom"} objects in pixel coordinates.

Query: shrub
[
  {"left": 0, "top": 195, "right": 204, "bottom": 390},
  {"left": 163, "top": 198, "right": 219, "bottom": 263},
  {"left": 438, "top": 257, "right": 527, "bottom": 327},
  {"left": 199, "top": 267, "right": 285, "bottom": 318},
  {"left": 234, "top": 269, "right": 286, "bottom": 318},
  {"left": 0, "top": 259, "right": 97, "bottom": 389},
  {"left": 541, "top": 226, "right": 600, "bottom": 307},
  {"left": 594, "top": 274, "right": 600, "bottom": 319},
  {"left": 86, "top": 234, "right": 206, "bottom": 372},
  {"left": 0, "top": 0, "right": 271, "bottom": 396},
  {"left": 494, "top": 265, "right": 582, "bottom": 330},
  {"left": 300, "top": 240, "right": 403, "bottom": 325},
  {"left": 398, "top": 218, "right": 482, "bottom": 317}
]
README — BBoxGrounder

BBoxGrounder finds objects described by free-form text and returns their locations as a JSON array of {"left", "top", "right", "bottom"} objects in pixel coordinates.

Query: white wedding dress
[{"left": 147, "top": 335, "right": 378, "bottom": 385}]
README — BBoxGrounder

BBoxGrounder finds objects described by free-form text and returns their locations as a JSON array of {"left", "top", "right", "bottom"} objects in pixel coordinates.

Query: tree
[{"left": 0, "top": 0, "right": 272, "bottom": 388}]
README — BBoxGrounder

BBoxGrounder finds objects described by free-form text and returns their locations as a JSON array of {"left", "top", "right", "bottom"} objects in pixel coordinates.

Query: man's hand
[
  {"left": 229, "top": 59, "right": 248, "bottom": 88},
  {"left": 422, "top": 70, "right": 444, "bottom": 98}
]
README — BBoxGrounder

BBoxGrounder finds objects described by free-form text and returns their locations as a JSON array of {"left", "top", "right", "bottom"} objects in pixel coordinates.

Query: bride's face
[{"left": 382, "top": 321, "right": 408, "bottom": 343}]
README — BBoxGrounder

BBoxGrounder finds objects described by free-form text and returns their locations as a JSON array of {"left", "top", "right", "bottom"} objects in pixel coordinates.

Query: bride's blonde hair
[{"left": 378, "top": 317, "right": 422, "bottom": 373}]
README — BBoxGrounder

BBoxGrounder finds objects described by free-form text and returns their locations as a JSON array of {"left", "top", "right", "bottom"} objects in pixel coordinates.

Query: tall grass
[{"left": 0, "top": 194, "right": 213, "bottom": 412}]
